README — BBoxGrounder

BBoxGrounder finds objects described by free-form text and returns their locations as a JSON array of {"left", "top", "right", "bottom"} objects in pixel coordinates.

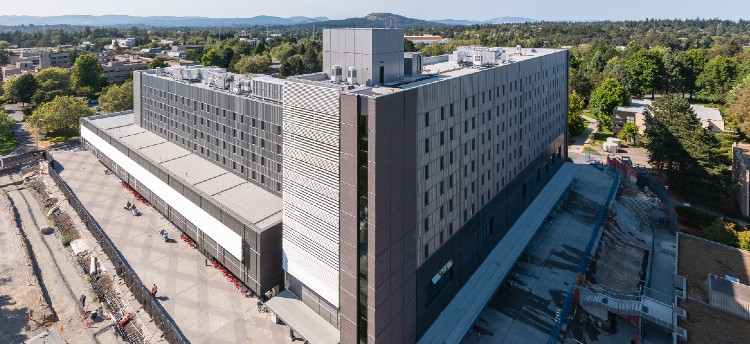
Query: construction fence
[
  {"left": 0, "top": 150, "right": 45, "bottom": 174},
  {"left": 45, "top": 151, "right": 187, "bottom": 344}
]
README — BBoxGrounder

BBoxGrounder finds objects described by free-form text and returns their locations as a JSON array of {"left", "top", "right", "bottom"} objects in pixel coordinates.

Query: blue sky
[{"left": 4, "top": 0, "right": 749, "bottom": 21}]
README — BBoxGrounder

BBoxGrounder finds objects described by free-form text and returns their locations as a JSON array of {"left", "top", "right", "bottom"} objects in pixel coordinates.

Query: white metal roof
[{"left": 87, "top": 112, "right": 283, "bottom": 231}]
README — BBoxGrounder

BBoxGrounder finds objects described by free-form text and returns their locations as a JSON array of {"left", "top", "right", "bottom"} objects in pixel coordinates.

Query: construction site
[
  {"left": 1, "top": 149, "right": 150, "bottom": 344},
  {"left": 462, "top": 158, "right": 685, "bottom": 344},
  {"left": 1, "top": 146, "right": 295, "bottom": 344}
]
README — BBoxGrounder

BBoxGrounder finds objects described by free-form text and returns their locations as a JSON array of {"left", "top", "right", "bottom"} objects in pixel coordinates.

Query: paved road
[
  {"left": 53, "top": 150, "right": 294, "bottom": 344},
  {"left": 3, "top": 104, "right": 37, "bottom": 155},
  {"left": 568, "top": 114, "right": 598, "bottom": 163}
]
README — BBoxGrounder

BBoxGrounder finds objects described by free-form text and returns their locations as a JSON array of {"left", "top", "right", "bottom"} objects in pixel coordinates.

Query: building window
[{"left": 425, "top": 259, "right": 454, "bottom": 306}]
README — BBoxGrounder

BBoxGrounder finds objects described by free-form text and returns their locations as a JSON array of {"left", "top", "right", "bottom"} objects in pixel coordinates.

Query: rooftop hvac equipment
[
  {"left": 330, "top": 65, "right": 343, "bottom": 83},
  {"left": 473, "top": 54, "right": 483, "bottom": 66},
  {"left": 516, "top": 45, "right": 522, "bottom": 54},
  {"left": 347, "top": 67, "right": 358, "bottom": 85}
]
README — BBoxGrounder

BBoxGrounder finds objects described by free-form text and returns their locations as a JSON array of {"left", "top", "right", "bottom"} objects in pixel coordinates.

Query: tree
[
  {"left": 233, "top": 54, "right": 271, "bottom": 74},
  {"left": 420, "top": 43, "right": 444, "bottom": 57},
  {"left": 587, "top": 50, "right": 607, "bottom": 74},
  {"left": 626, "top": 49, "right": 662, "bottom": 98},
  {"left": 302, "top": 48, "right": 321, "bottom": 74},
  {"left": 569, "top": 69, "right": 594, "bottom": 103},
  {"left": 0, "top": 107, "right": 13, "bottom": 137},
  {"left": 0, "top": 40, "right": 10, "bottom": 65},
  {"left": 71, "top": 54, "right": 105, "bottom": 97},
  {"left": 727, "top": 74, "right": 750, "bottom": 105},
  {"left": 270, "top": 43, "right": 296, "bottom": 63},
  {"left": 677, "top": 49, "right": 707, "bottom": 99},
  {"left": 589, "top": 78, "right": 630, "bottom": 131},
  {"left": 28, "top": 96, "right": 95, "bottom": 140},
  {"left": 220, "top": 47, "right": 234, "bottom": 69},
  {"left": 644, "top": 95, "right": 727, "bottom": 192},
  {"left": 68, "top": 46, "right": 79, "bottom": 66},
  {"left": 604, "top": 57, "right": 637, "bottom": 97},
  {"left": 568, "top": 91, "right": 586, "bottom": 136},
  {"left": 148, "top": 56, "right": 169, "bottom": 69},
  {"left": 279, "top": 55, "right": 304, "bottom": 78},
  {"left": 99, "top": 81, "right": 133, "bottom": 113},
  {"left": 253, "top": 41, "right": 266, "bottom": 55},
  {"left": 729, "top": 87, "right": 750, "bottom": 135},
  {"left": 696, "top": 55, "right": 738, "bottom": 102},
  {"left": 404, "top": 38, "right": 416, "bottom": 52},
  {"left": 660, "top": 52, "right": 684, "bottom": 95},
  {"left": 200, "top": 48, "right": 222, "bottom": 67},
  {"left": 617, "top": 123, "right": 639, "bottom": 143},
  {"left": 32, "top": 67, "right": 72, "bottom": 106},
  {"left": 3, "top": 74, "right": 39, "bottom": 106}
]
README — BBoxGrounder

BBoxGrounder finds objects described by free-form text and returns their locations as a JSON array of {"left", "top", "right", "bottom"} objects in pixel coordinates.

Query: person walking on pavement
[{"left": 151, "top": 284, "right": 158, "bottom": 298}]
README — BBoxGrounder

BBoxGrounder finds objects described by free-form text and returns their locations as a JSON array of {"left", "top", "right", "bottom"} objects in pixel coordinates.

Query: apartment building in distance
[{"left": 79, "top": 28, "right": 568, "bottom": 344}]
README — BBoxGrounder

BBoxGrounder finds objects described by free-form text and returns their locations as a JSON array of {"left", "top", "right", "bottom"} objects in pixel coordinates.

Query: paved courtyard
[{"left": 53, "top": 149, "right": 292, "bottom": 344}]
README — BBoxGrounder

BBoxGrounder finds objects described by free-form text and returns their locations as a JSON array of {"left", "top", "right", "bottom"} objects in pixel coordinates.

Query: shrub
[
  {"left": 738, "top": 230, "right": 750, "bottom": 251},
  {"left": 675, "top": 205, "right": 719, "bottom": 228},
  {"left": 61, "top": 234, "right": 70, "bottom": 247}
]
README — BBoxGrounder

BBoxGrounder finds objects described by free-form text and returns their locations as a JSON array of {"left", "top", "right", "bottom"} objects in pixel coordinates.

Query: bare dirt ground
[
  {"left": 677, "top": 233, "right": 750, "bottom": 343},
  {"left": 0, "top": 184, "right": 53, "bottom": 343},
  {"left": 0, "top": 168, "right": 125, "bottom": 344}
]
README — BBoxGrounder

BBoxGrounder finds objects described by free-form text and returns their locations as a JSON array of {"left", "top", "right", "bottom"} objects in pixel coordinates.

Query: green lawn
[
  {"left": 591, "top": 127, "right": 614, "bottom": 148},
  {"left": 43, "top": 128, "right": 80, "bottom": 143},
  {"left": 0, "top": 133, "right": 17, "bottom": 155}
]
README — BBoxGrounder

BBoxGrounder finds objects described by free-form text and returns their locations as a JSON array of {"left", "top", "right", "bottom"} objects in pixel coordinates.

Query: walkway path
[
  {"left": 3, "top": 104, "right": 37, "bottom": 155},
  {"left": 568, "top": 114, "right": 598, "bottom": 163}
]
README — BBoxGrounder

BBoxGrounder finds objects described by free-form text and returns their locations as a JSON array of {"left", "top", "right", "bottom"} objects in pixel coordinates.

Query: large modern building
[{"left": 79, "top": 28, "right": 568, "bottom": 344}]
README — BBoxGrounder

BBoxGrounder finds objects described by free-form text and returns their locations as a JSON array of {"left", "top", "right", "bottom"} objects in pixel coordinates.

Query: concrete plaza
[{"left": 53, "top": 149, "right": 293, "bottom": 344}]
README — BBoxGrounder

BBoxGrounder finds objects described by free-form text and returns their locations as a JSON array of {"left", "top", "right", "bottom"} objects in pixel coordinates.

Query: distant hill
[
  {"left": 296, "top": 13, "right": 446, "bottom": 28},
  {"left": 0, "top": 15, "right": 330, "bottom": 27},
  {"left": 433, "top": 17, "right": 539, "bottom": 25}
]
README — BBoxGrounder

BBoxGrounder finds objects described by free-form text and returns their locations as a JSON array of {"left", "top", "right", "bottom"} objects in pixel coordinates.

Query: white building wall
[
  {"left": 80, "top": 126, "right": 243, "bottom": 259},
  {"left": 282, "top": 81, "right": 342, "bottom": 307}
]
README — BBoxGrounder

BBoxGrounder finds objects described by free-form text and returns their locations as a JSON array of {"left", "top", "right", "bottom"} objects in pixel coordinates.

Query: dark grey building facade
[{"left": 133, "top": 69, "right": 285, "bottom": 195}]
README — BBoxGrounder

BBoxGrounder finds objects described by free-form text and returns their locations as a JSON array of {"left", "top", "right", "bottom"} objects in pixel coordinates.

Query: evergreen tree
[{"left": 644, "top": 96, "right": 727, "bottom": 192}]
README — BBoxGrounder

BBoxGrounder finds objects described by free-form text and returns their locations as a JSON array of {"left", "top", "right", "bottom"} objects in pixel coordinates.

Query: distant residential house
[
  {"left": 1, "top": 61, "right": 37, "bottom": 81},
  {"left": 166, "top": 51, "right": 188, "bottom": 59},
  {"left": 102, "top": 55, "right": 149, "bottom": 83},
  {"left": 140, "top": 48, "right": 164, "bottom": 55},
  {"left": 109, "top": 38, "right": 136, "bottom": 50},
  {"left": 405, "top": 35, "right": 451, "bottom": 45},
  {"left": 612, "top": 99, "right": 725, "bottom": 137}
]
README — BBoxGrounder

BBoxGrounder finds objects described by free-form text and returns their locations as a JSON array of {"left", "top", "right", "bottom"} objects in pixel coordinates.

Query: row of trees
[
  {"left": 198, "top": 38, "right": 322, "bottom": 77},
  {"left": 3, "top": 54, "right": 107, "bottom": 107},
  {"left": 2, "top": 53, "right": 133, "bottom": 141}
]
